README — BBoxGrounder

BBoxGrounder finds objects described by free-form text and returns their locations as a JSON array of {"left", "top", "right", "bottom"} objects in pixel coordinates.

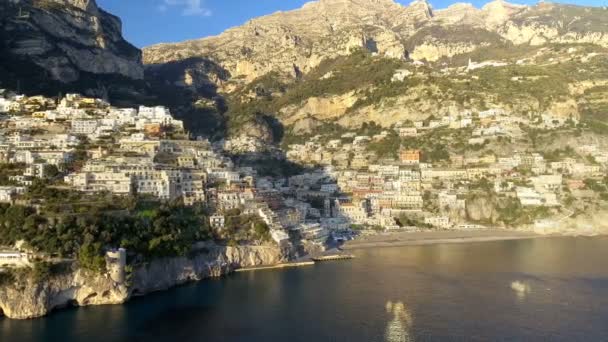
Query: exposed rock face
[
  {"left": 434, "top": 3, "right": 482, "bottom": 25},
  {"left": 130, "top": 243, "right": 285, "bottom": 294},
  {"left": 0, "top": 244, "right": 284, "bottom": 319},
  {"left": 481, "top": 0, "right": 526, "bottom": 28},
  {"left": 0, "top": 0, "right": 143, "bottom": 96},
  {"left": 0, "top": 268, "right": 128, "bottom": 319},
  {"left": 143, "top": 0, "right": 428, "bottom": 84},
  {"left": 143, "top": 0, "right": 608, "bottom": 89},
  {"left": 237, "top": 117, "right": 276, "bottom": 143},
  {"left": 336, "top": 90, "right": 451, "bottom": 128},
  {"left": 409, "top": 41, "right": 479, "bottom": 62},
  {"left": 466, "top": 195, "right": 500, "bottom": 224},
  {"left": 139, "top": 0, "right": 608, "bottom": 140},
  {"left": 279, "top": 92, "right": 360, "bottom": 125},
  {"left": 547, "top": 99, "right": 580, "bottom": 120}
]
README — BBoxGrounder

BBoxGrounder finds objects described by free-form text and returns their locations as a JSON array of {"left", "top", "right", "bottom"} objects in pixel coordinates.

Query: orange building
[
  {"left": 400, "top": 149, "right": 421, "bottom": 164},
  {"left": 144, "top": 123, "right": 162, "bottom": 137},
  {"left": 566, "top": 179, "right": 585, "bottom": 191}
]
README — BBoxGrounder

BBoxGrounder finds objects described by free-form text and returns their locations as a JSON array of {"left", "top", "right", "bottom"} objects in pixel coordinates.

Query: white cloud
[{"left": 160, "top": 0, "right": 212, "bottom": 17}]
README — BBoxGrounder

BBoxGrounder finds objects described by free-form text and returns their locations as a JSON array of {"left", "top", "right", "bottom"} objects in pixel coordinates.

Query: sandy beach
[{"left": 343, "top": 229, "right": 545, "bottom": 250}]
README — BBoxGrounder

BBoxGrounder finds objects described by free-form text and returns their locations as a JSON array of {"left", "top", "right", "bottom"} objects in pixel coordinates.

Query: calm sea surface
[{"left": 2, "top": 236, "right": 608, "bottom": 342}]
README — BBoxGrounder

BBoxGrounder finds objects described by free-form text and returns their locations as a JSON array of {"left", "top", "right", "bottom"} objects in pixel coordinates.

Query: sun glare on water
[{"left": 385, "top": 301, "right": 414, "bottom": 342}]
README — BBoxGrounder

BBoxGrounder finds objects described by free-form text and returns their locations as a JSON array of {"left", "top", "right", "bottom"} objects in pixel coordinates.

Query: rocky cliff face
[
  {"left": 130, "top": 243, "right": 285, "bottom": 294},
  {"left": 143, "top": 0, "right": 608, "bottom": 88},
  {"left": 139, "top": 0, "right": 608, "bottom": 142},
  {"left": 0, "top": 0, "right": 143, "bottom": 97},
  {"left": 466, "top": 195, "right": 500, "bottom": 224},
  {"left": 0, "top": 244, "right": 284, "bottom": 319},
  {"left": 0, "top": 266, "right": 128, "bottom": 319},
  {"left": 143, "top": 0, "right": 428, "bottom": 84}
]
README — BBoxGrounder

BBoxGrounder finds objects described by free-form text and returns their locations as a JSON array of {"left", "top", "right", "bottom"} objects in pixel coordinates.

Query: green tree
[{"left": 78, "top": 243, "right": 106, "bottom": 272}]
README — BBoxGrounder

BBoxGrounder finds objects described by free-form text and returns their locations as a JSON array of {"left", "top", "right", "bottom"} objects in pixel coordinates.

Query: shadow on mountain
[
  {"left": 0, "top": 0, "right": 150, "bottom": 104},
  {"left": 221, "top": 110, "right": 305, "bottom": 177},
  {"left": 144, "top": 57, "right": 231, "bottom": 139},
  {"left": 228, "top": 151, "right": 311, "bottom": 178},
  {"left": 145, "top": 57, "right": 229, "bottom": 97},
  {"left": 259, "top": 114, "right": 285, "bottom": 143},
  {"left": 0, "top": 34, "right": 149, "bottom": 105}
]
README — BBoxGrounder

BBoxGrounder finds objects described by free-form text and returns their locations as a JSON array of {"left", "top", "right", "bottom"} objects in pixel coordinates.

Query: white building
[
  {"left": 65, "top": 171, "right": 133, "bottom": 195},
  {"left": 71, "top": 119, "right": 98, "bottom": 135},
  {"left": 398, "top": 127, "right": 418, "bottom": 137},
  {"left": 424, "top": 216, "right": 452, "bottom": 229},
  {"left": 0, "top": 186, "right": 25, "bottom": 203},
  {"left": 0, "top": 98, "right": 14, "bottom": 113},
  {"left": 210, "top": 215, "right": 226, "bottom": 229},
  {"left": 531, "top": 175, "right": 563, "bottom": 193},
  {"left": 0, "top": 250, "right": 31, "bottom": 267},
  {"left": 479, "top": 108, "right": 505, "bottom": 118},
  {"left": 270, "top": 229, "right": 290, "bottom": 245},
  {"left": 438, "top": 191, "right": 465, "bottom": 210},
  {"left": 516, "top": 187, "right": 544, "bottom": 206},
  {"left": 335, "top": 200, "right": 369, "bottom": 223},
  {"left": 13, "top": 150, "right": 72, "bottom": 166}
]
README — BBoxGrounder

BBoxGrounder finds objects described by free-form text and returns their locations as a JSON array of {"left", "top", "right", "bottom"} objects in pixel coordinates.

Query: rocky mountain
[
  {"left": 1, "top": 0, "right": 606, "bottom": 142},
  {"left": 0, "top": 0, "right": 144, "bottom": 99},
  {"left": 139, "top": 0, "right": 608, "bottom": 145},
  {"left": 143, "top": 0, "right": 608, "bottom": 86}
]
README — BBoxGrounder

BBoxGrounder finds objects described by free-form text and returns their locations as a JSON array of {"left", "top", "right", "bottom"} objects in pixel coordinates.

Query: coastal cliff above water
[{"left": 0, "top": 244, "right": 285, "bottom": 320}]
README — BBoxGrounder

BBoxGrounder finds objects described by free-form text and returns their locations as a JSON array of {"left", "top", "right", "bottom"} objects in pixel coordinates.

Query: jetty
[
  {"left": 235, "top": 261, "right": 315, "bottom": 272},
  {"left": 235, "top": 253, "right": 355, "bottom": 272},
  {"left": 311, "top": 254, "right": 355, "bottom": 262}
]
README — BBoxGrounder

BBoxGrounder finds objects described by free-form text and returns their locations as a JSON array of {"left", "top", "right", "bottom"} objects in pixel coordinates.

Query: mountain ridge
[{"left": 142, "top": 0, "right": 608, "bottom": 90}]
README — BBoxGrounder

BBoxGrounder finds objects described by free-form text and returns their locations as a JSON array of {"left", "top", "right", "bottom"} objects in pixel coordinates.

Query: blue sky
[{"left": 97, "top": 0, "right": 607, "bottom": 48}]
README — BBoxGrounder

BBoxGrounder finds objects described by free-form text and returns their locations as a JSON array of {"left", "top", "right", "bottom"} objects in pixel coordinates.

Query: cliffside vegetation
[
  {"left": 224, "top": 50, "right": 408, "bottom": 132},
  {"left": 0, "top": 181, "right": 272, "bottom": 271},
  {"left": 0, "top": 188, "right": 211, "bottom": 263},
  {"left": 219, "top": 41, "right": 608, "bottom": 148}
]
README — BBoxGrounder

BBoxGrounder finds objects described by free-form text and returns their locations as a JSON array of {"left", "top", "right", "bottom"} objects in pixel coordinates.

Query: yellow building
[{"left": 32, "top": 111, "right": 46, "bottom": 119}]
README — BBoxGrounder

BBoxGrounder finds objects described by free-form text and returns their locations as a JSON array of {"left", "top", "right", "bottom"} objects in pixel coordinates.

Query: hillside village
[
  {"left": 1, "top": 86, "right": 607, "bottom": 270},
  {"left": 285, "top": 102, "right": 608, "bottom": 233},
  {"left": 0, "top": 91, "right": 314, "bottom": 268}
]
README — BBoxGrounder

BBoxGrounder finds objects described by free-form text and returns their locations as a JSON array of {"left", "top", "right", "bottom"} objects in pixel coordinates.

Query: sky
[{"left": 97, "top": 0, "right": 608, "bottom": 48}]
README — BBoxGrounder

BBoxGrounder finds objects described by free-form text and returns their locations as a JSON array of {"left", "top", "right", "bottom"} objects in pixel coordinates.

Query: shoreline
[
  {"left": 342, "top": 229, "right": 557, "bottom": 250},
  {"left": 2, "top": 232, "right": 605, "bottom": 320}
]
